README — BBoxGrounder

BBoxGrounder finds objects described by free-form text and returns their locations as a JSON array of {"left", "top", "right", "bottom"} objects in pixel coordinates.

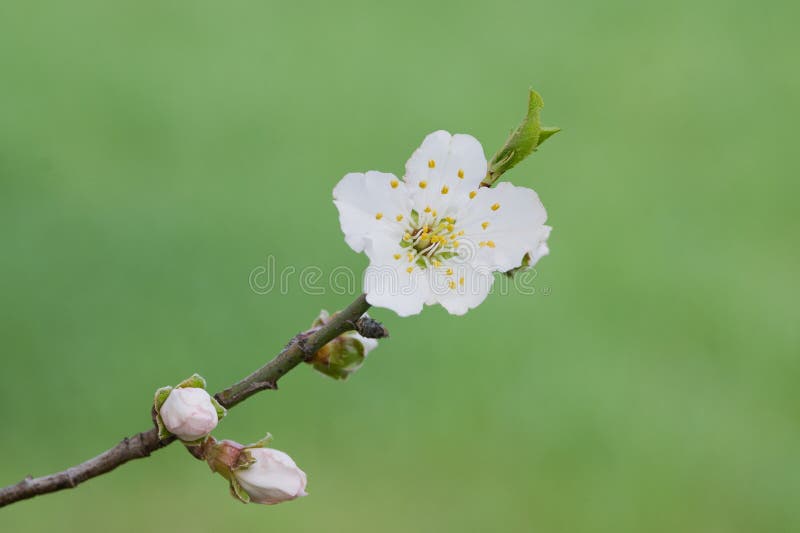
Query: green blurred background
[{"left": 1, "top": 0, "right": 798, "bottom": 531}]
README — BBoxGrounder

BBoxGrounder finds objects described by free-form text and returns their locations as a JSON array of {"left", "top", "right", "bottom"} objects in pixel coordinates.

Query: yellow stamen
[
  {"left": 452, "top": 240, "right": 459, "bottom": 246},
  {"left": 406, "top": 266, "right": 413, "bottom": 273},
  {"left": 441, "top": 185, "right": 449, "bottom": 194},
  {"left": 457, "top": 230, "right": 465, "bottom": 236},
  {"left": 375, "top": 213, "right": 383, "bottom": 220},
  {"left": 479, "top": 241, "right": 486, "bottom": 247},
  {"left": 448, "top": 280, "right": 456, "bottom": 289},
  {"left": 469, "top": 191, "right": 477, "bottom": 199},
  {"left": 432, "top": 259, "right": 441, "bottom": 268},
  {"left": 481, "top": 221, "right": 489, "bottom": 230},
  {"left": 457, "top": 169, "right": 464, "bottom": 179},
  {"left": 407, "top": 252, "right": 414, "bottom": 262},
  {"left": 432, "top": 210, "right": 437, "bottom": 217},
  {"left": 419, "top": 181, "right": 427, "bottom": 189},
  {"left": 396, "top": 214, "right": 404, "bottom": 222},
  {"left": 403, "top": 232, "right": 411, "bottom": 241},
  {"left": 459, "top": 277, "right": 465, "bottom": 285},
  {"left": 446, "top": 268, "right": 453, "bottom": 276},
  {"left": 393, "top": 253, "right": 401, "bottom": 260},
  {"left": 424, "top": 206, "right": 431, "bottom": 213},
  {"left": 428, "top": 159, "right": 436, "bottom": 168},
  {"left": 390, "top": 179, "right": 399, "bottom": 188},
  {"left": 447, "top": 224, "right": 454, "bottom": 232},
  {"left": 491, "top": 203, "right": 500, "bottom": 211},
  {"left": 486, "top": 240, "right": 496, "bottom": 248},
  {"left": 423, "top": 225, "right": 429, "bottom": 233}
]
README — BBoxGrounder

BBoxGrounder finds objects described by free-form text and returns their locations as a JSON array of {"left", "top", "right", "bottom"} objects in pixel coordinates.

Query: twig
[{"left": 0, "top": 293, "right": 375, "bottom": 508}]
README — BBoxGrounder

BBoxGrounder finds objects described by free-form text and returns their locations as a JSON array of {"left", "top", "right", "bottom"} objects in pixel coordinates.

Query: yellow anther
[
  {"left": 390, "top": 179, "right": 399, "bottom": 188},
  {"left": 491, "top": 203, "right": 500, "bottom": 211},
  {"left": 423, "top": 225, "right": 429, "bottom": 233},
  {"left": 403, "top": 233, "right": 411, "bottom": 241},
  {"left": 479, "top": 241, "right": 486, "bottom": 247},
  {"left": 407, "top": 252, "right": 414, "bottom": 262},
  {"left": 469, "top": 191, "right": 477, "bottom": 199},
  {"left": 446, "top": 268, "right": 453, "bottom": 275},
  {"left": 419, "top": 181, "right": 427, "bottom": 189},
  {"left": 447, "top": 224, "right": 454, "bottom": 232},
  {"left": 406, "top": 266, "right": 413, "bottom": 273},
  {"left": 449, "top": 234, "right": 456, "bottom": 240},
  {"left": 457, "top": 169, "right": 464, "bottom": 179},
  {"left": 457, "top": 230, "right": 465, "bottom": 236},
  {"left": 432, "top": 210, "right": 437, "bottom": 217},
  {"left": 393, "top": 253, "right": 401, "bottom": 260},
  {"left": 424, "top": 206, "right": 431, "bottom": 213},
  {"left": 433, "top": 259, "right": 441, "bottom": 268},
  {"left": 481, "top": 221, "right": 489, "bottom": 230},
  {"left": 459, "top": 277, "right": 465, "bottom": 286},
  {"left": 486, "top": 240, "right": 496, "bottom": 248},
  {"left": 448, "top": 280, "right": 456, "bottom": 289},
  {"left": 452, "top": 240, "right": 459, "bottom": 246},
  {"left": 375, "top": 213, "right": 383, "bottom": 220},
  {"left": 396, "top": 214, "right": 404, "bottom": 222},
  {"left": 421, "top": 232, "right": 429, "bottom": 240},
  {"left": 441, "top": 185, "right": 449, "bottom": 194},
  {"left": 428, "top": 159, "right": 436, "bottom": 168}
]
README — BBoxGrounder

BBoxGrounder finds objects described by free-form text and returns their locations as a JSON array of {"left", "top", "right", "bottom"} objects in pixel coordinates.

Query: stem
[{"left": 0, "top": 293, "right": 374, "bottom": 508}]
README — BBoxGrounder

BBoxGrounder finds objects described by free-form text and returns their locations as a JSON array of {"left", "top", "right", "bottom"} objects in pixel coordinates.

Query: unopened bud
[
  {"left": 153, "top": 374, "right": 226, "bottom": 443},
  {"left": 204, "top": 435, "right": 307, "bottom": 505},
  {"left": 308, "top": 310, "right": 379, "bottom": 380},
  {"left": 234, "top": 448, "right": 308, "bottom": 505},
  {"left": 160, "top": 388, "right": 219, "bottom": 441}
]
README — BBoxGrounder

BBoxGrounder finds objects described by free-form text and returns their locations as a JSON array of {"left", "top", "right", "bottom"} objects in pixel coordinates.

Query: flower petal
[
  {"left": 458, "top": 182, "right": 550, "bottom": 272},
  {"left": 428, "top": 261, "right": 495, "bottom": 315},
  {"left": 404, "top": 131, "right": 488, "bottom": 216},
  {"left": 362, "top": 237, "right": 431, "bottom": 317},
  {"left": 333, "top": 171, "right": 412, "bottom": 253}
]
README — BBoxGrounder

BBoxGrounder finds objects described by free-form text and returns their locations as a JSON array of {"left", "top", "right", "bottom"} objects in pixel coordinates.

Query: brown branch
[{"left": 0, "top": 293, "right": 376, "bottom": 508}]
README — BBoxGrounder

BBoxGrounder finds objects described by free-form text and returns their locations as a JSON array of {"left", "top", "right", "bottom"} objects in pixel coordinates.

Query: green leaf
[
  {"left": 484, "top": 89, "right": 559, "bottom": 186},
  {"left": 537, "top": 126, "right": 561, "bottom": 147}
]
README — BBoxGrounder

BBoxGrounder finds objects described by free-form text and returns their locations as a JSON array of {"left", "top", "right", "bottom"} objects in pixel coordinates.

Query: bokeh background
[{"left": 1, "top": 1, "right": 798, "bottom": 531}]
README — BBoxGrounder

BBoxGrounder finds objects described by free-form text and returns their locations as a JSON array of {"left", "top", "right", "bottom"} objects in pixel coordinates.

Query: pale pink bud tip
[
  {"left": 234, "top": 448, "right": 308, "bottom": 505},
  {"left": 159, "top": 387, "right": 219, "bottom": 441}
]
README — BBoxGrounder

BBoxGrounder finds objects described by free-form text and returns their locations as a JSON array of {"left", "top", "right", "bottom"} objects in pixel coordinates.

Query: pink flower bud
[
  {"left": 159, "top": 387, "right": 219, "bottom": 441},
  {"left": 234, "top": 448, "right": 308, "bottom": 505}
]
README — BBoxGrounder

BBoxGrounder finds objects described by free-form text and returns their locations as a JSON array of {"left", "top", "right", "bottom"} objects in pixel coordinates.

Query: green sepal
[
  {"left": 153, "top": 386, "right": 172, "bottom": 411},
  {"left": 244, "top": 433, "right": 273, "bottom": 451},
  {"left": 484, "top": 89, "right": 559, "bottom": 186},
  {"left": 210, "top": 396, "right": 228, "bottom": 421},
  {"left": 176, "top": 373, "right": 207, "bottom": 390},
  {"left": 415, "top": 257, "right": 428, "bottom": 269},
  {"left": 410, "top": 209, "right": 419, "bottom": 225},
  {"left": 438, "top": 251, "right": 457, "bottom": 260},
  {"left": 229, "top": 476, "right": 251, "bottom": 504},
  {"left": 503, "top": 252, "right": 533, "bottom": 278},
  {"left": 153, "top": 386, "right": 173, "bottom": 440},
  {"left": 399, "top": 240, "right": 412, "bottom": 248}
]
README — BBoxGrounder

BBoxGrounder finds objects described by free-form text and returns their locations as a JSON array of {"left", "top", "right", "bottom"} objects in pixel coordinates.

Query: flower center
[{"left": 399, "top": 209, "right": 464, "bottom": 270}]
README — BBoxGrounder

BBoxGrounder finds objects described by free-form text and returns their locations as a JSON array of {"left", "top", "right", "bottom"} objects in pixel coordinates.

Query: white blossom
[{"left": 334, "top": 130, "right": 551, "bottom": 316}]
